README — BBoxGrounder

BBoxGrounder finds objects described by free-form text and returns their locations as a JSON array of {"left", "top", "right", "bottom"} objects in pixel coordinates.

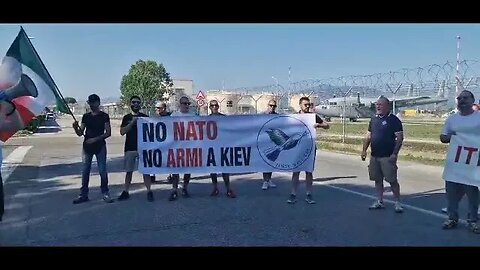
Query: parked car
[{"left": 46, "top": 112, "right": 55, "bottom": 120}]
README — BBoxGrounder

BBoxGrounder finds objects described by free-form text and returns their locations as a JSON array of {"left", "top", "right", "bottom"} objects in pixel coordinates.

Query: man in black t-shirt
[
  {"left": 287, "top": 96, "right": 329, "bottom": 205},
  {"left": 361, "top": 96, "right": 404, "bottom": 213},
  {"left": 208, "top": 100, "right": 236, "bottom": 198},
  {"left": 117, "top": 96, "right": 154, "bottom": 202},
  {"left": 72, "top": 94, "right": 113, "bottom": 204}
]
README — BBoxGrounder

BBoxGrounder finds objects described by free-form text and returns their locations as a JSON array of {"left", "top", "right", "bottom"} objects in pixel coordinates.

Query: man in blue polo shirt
[{"left": 361, "top": 96, "right": 404, "bottom": 213}]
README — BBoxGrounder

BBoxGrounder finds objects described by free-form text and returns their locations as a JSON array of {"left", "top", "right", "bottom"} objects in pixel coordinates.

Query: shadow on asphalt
[{"left": 7, "top": 155, "right": 480, "bottom": 246}]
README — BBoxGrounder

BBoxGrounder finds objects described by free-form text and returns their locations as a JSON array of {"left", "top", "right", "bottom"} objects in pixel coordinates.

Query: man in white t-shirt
[
  {"left": 168, "top": 96, "right": 196, "bottom": 201},
  {"left": 440, "top": 90, "right": 480, "bottom": 234}
]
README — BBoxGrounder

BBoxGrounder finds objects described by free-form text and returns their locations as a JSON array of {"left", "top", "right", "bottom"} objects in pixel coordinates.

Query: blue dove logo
[
  {"left": 257, "top": 115, "right": 313, "bottom": 171},
  {"left": 264, "top": 128, "right": 308, "bottom": 161}
]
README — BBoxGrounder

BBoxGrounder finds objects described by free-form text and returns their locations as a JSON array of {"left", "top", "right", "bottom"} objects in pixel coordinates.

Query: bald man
[{"left": 362, "top": 96, "right": 404, "bottom": 213}]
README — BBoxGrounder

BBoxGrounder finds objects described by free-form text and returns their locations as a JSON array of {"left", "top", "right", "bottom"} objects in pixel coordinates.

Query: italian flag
[{"left": 0, "top": 27, "right": 69, "bottom": 142}]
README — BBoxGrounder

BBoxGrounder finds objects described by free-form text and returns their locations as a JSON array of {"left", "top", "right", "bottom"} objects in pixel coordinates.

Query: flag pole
[{"left": 20, "top": 27, "right": 77, "bottom": 123}]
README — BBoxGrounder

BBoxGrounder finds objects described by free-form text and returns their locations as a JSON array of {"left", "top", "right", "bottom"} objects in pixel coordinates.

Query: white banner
[
  {"left": 442, "top": 133, "right": 480, "bottom": 187},
  {"left": 137, "top": 114, "right": 317, "bottom": 174}
]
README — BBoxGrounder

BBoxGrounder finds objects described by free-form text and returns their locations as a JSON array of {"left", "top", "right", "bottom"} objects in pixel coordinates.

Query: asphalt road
[{"left": 1, "top": 116, "right": 479, "bottom": 246}]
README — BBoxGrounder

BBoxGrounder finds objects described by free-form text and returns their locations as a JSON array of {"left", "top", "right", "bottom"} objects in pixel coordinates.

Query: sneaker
[
  {"left": 181, "top": 188, "right": 190, "bottom": 198},
  {"left": 73, "top": 196, "right": 89, "bottom": 204},
  {"left": 468, "top": 222, "right": 480, "bottom": 234},
  {"left": 147, "top": 191, "right": 154, "bottom": 202},
  {"left": 287, "top": 194, "right": 297, "bottom": 204},
  {"left": 394, "top": 202, "right": 404, "bottom": 213},
  {"left": 103, "top": 194, "right": 114, "bottom": 203},
  {"left": 226, "top": 189, "right": 236, "bottom": 198},
  {"left": 262, "top": 181, "right": 269, "bottom": 190},
  {"left": 442, "top": 219, "right": 458, "bottom": 230},
  {"left": 210, "top": 187, "right": 220, "bottom": 197},
  {"left": 268, "top": 180, "right": 277, "bottom": 188},
  {"left": 169, "top": 191, "right": 178, "bottom": 201},
  {"left": 117, "top": 191, "right": 130, "bottom": 201},
  {"left": 441, "top": 207, "right": 447, "bottom": 213},
  {"left": 368, "top": 200, "right": 385, "bottom": 210},
  {"left": 305, "top": 194, "right": 316, "bottom": 204}
]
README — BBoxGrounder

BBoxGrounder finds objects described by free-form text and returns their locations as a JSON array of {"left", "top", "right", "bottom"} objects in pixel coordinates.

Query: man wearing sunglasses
[
  {"left": 287, "top": 96, "right": 329, "bottom": 205},
  {"left": 150, "top": 101, "right": 172, "bottom": 184},
  {"left": 154, "top": 101, "right": 171, "bottom": 117},
  {"left": 208, "top": 99, "right": 236, "bottom": 198},
  {"left": 117, "top": 95, "right": 154, "bottom": 202},
  {"left": 169, "top": 96, "right": 196, "bottom": 201},
  {"left": 261, "top": 99, "right": 279, "bottom": 190}
]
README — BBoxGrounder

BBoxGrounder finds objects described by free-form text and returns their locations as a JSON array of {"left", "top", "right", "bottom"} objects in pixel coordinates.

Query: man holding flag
[
  {"left": 72, "top": 94, "right": 113, "bottom": 204},
  {"left": 0, "top": 27, "right": 71, "bottom": 220}
]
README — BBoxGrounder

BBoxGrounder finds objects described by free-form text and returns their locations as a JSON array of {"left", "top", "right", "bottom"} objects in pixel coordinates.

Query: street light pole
[
  {"left": 287, "top": 67, "right": 292, "bottom": 110},
  {"left": 272, "top": 76, "right": 279, "bottom": 86},
  {"left": 455, "top": 35, "right": 461, "bottom": 98},
  {"left": 342, "top": 87, "right": 353, "bottom": 144}
]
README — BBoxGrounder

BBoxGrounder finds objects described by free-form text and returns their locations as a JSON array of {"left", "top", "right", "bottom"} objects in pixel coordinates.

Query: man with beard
[
  {"left": 261, "top": 99, "right": 279, "bottom": 190},
  {"left": 287, "top": 97, "right": 329, "bottom": 205},
  {"left": 117, "top": 96, "right": 154, "bottom": 202},
  {"left": 440, "top": 90, "right": 480, "bottom": 233}
]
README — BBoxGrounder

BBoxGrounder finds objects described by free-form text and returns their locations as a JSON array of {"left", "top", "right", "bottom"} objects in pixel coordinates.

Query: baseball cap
[{"left": 88, "top": 94, "right": 100, "bottom": 103}]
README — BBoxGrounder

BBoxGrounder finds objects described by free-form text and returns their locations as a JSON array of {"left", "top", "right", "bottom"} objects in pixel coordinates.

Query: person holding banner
[
  {"left": 150, "top": 101, "right": 172, "bottom": 184},
  {"left": 72, "top": 94, "right": 113, "bottom": 204},
  {"left": 117, "top": 96, "right": 154, "bottom": 202},
  {"left": 208, "top": 99, "right": 236, "bottom": 198},
  {"left": 361, "top": 96, "right": 404, "bottom": 213},
  {"left": 440, "top": 90, "right": 480, "bottom": 233},
  {"left": 168, "top": 96, "right": 195, "bottom": 201},
  {"left": 154, "top": 101, "right": 171, "bottom": 117},
  {"left": 287, "top": 96, "right": 329, "bottom": 204},
  {"left": 261, "top": 99, "right": 278, "bottom": 191}
]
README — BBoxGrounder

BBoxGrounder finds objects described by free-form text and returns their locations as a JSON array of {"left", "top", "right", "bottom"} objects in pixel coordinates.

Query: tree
[
  {"left": 64, "top": 97, "right": 77, "bottom": 104},
  {"left": 120, "top": 60, "right": 173, "bottom": 108}
]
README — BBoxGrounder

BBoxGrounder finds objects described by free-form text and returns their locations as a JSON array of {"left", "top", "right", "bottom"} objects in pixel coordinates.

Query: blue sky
[{"left": 1, "top": 23, "right": 480, "bottom": 101}]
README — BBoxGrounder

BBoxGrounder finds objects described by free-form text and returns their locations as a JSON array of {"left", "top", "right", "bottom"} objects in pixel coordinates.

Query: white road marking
[
  {"left": 277, "top": 172, "right": 468, "bottom": 226},
  {"left": 1, "top": 146, "right": 33, "bottom": 183}
]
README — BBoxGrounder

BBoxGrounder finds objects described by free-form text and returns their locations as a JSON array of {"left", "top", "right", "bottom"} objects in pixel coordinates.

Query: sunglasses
[
  {"left": 210, "top": 104, "right": 219, "bottom": 107},
  {"left": 180, "top": 102, "right": 191, "bottom": 105},
  {"left": 269, "top": 104, "right": 277, "bottom": 107},
  {"left": 131, "top": 101, "right": 141, "bottom": 104}
]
